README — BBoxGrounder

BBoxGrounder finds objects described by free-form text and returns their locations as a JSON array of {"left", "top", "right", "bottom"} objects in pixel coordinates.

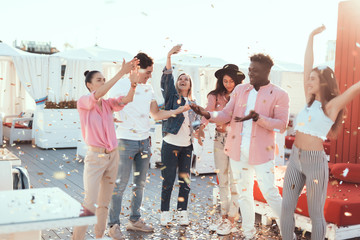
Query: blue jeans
[
  {"left": 108, "top": 138, "right": 151, "bottom": 225},
  {"left": 160, "top": 141, "right": 192, "bottom": 211}
]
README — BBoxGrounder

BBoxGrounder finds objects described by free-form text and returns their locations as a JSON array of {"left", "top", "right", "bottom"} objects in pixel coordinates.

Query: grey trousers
[{"left": 280, "top": 145, "right": 329, "bottom": 240}]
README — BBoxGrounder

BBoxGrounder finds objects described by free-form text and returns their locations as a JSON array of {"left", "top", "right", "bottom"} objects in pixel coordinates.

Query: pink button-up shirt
[
  {"left": 210, "top": 83, "right": 290, "bottom": 165},
  {"left": 77, "top": 91, "right": 126, "bottom": 152},
  {"left": 201, "top": 93, "right": 229, "bottom": 132}
]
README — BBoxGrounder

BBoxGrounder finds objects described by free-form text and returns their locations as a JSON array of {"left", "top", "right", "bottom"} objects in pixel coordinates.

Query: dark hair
[
  {"left": 135, "top": 52, "right": 154, "bottom": 69},
  {"left": 208, "top": 73, "right": 242, "bottom": 97},
  {"left": 308, "top": 66, "right": 345, "bottom": 139},
  {"left": 84, "top": 70, "right": 100, "bottom": 91},
  {"left": 250, "top": 53, "right": 274, "bottom": 70}
]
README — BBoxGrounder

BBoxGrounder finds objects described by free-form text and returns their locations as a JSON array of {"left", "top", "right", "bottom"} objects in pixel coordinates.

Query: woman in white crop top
[{"left": 280, "top": 25, "right": 360, "bottom": 240}]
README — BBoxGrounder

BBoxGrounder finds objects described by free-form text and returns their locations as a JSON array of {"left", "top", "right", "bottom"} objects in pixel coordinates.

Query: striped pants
[{"left": 280, "top": 145, "right": 329, "bottom": 240}]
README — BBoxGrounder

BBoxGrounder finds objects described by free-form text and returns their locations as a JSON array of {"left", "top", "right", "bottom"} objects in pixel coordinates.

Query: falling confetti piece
[
  {"left": 342, "top": 168, "right": 349, "bottom": 177},
  {"left": 160, "top": 166, "right": 167, "bottom": 170},
  {"left": 53, "top": 171, "right": 66, "bottom": 179},
  {"left": 134, "top": 172, "right": 140, "bottom": 176},
  {"left": 211, "top": 4, "right": 214, "bottom": 8},
  {"left": 141, "top": 154, "right": 148, "bottom": 159},
  {"left": 356, "top": 42, "right": 360, "bottom": 48},
  {"left": 344, "top": 212, "right": 352, "bottom": 216},
  {"left": 178, "top": 197, "right": 185, "bottom": 202},
  {"left": 141, "top": 12, "right": 148, "bottom": 16},
  {"left": 296, "top": 208, "right": 303, "bottom": 212},
  {"left": 37, "top": 172, "right": 44, "bottom": 175},
  {"left": 313, "top": 179, "right": 318, "bottom": 184}
]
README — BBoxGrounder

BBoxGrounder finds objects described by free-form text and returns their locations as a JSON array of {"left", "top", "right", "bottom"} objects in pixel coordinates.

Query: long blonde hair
[
  {"left": 175, "top": 73, "right": 194, "bottom": 101},
  {"left": 308, "top": 66, "right": 345, "bottom": 139}
]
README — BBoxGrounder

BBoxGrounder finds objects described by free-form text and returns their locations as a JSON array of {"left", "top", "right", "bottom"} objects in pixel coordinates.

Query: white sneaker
[
  {"left": 178, "top": 210, "right": 190, "bottom": 226},
  {"left": 160, "top": 211, "right": 172, "bottom": 226},
  {"left": 209, "top": 217, "right": 223, "bottom": 231},
  {"left": 216, "top": 219, "right": 231, "bottom": 235},
  {"left": 230, "top": 224, "right": 239, "bottom": 234}
]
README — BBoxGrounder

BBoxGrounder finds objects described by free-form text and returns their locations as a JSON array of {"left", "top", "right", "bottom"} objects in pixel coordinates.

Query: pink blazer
[{"left": 210, "top": 83, "right": 290, "bottom": 165}]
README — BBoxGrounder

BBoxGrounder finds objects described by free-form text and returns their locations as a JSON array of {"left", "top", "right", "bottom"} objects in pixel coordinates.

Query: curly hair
[
  {"left": 135, "top": 52, "right": 154, "bottom": 69},
  {"left": 250, "top": 53, "right": 274, "bottom": 70}
]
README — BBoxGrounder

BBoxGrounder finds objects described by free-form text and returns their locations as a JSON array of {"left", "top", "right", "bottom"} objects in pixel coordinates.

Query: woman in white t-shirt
[{"left": 159, "top": 45, "right": 200, "bottom": 226}]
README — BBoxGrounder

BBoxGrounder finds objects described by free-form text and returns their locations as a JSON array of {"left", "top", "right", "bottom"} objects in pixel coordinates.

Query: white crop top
[{"left": 294, "top": 100, "right": 334, "bottom": 140}]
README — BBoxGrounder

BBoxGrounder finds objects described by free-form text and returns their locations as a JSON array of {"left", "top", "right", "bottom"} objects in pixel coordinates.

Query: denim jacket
[{"left": 161, "top": 67, "right": 201, "bottom": 138}]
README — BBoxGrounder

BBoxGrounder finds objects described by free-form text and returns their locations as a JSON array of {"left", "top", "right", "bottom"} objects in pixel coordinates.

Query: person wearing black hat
[{"left": 199, "top": 64, "right": 244, "bottom": 235}]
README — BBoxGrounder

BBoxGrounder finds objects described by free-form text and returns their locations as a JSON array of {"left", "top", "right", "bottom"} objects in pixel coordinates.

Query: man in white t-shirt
[{"left": 107, "top": 53, "right": 188, "bottom": 239}]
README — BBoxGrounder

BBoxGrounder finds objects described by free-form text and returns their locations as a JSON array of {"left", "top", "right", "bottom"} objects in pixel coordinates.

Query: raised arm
[
  {"left": 94, "top": 58, "right": 138, "bottom": 100},
  {"left": 166, "top": 44, "right": 181, "bottom": 70},
  {"left": 326, "top": 81, "right": 360, "bottom": 121},
  {"left": 120, "top": 68, "right": 139, "bottom": 104},
  {"left": 161, "top": 45, "right": 182, "bottom": 102},
  {"left": 304, "top": 25, "right": 326, "bottom": 101}
]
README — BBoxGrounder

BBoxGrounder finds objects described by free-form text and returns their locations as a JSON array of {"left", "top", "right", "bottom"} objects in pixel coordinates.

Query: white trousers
[{"left": 230, "top": 158, "right": 282, "bottom": 238}]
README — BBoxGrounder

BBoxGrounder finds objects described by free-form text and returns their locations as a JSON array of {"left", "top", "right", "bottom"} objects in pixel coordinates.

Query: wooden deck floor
[{"left": 4, "top": 142, "right": 350, "bottom": 240}]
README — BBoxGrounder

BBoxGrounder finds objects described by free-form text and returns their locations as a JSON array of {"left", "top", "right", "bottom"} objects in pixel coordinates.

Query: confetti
[
  {"left": 342, "top": 168, "right": 349, "bottom": 177},
  {"left": 313, "top": 179, "right": 318, "bottom": 184},
  {"left": 344, "top": 212, "right": 352, "bottom": 217},
  {"left": 356, "top": 42, "right": 360, "bottom": 48},
  {"left": 53, "top": 171, "right": 66, "bottom": 180},
  {"left": 178, "top": 197, "right": 185, "bottom": 202},
  {"left": 134, "top": 172, "right": 140, "bottom": 176}
]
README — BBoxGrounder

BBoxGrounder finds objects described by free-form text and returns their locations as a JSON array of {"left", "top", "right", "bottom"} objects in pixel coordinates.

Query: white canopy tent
[
  {"left": 0, "top": 42, "right": 35, "bottom": 117},
  {"left": 51, "top": 46, "right": 134, "bottom": 102}
]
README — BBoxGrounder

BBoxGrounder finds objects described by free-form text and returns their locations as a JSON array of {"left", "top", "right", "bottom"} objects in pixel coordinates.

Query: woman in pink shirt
[
  {"left": 72, "top": 58, "right": 139, "bottom": 240},
  {"left": 200, "top": 64, "right": 245, "bottom": 235}
]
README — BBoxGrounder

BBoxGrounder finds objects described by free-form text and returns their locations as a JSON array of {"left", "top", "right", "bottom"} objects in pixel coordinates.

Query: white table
[
  {"left": 0, "top": 148, "right": 21, "bottom": 166},
  {"left": 0, "top": 148, "right": 21, "bottom": 191},
  {"left": 0, "top": 187, "right": 96, "bottom": 240}
]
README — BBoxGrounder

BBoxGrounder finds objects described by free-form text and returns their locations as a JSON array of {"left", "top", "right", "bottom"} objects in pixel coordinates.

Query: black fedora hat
[{"left": 215, "top": 64, "right": 245, "bottom": 82}]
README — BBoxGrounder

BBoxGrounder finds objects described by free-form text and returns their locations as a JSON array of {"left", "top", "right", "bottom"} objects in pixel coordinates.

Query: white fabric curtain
[
  {"left": 12, "top": 55, "right": 49, "bottom": 103},
  {"left": 61, "top": 59, "right": 102, "bottom": 101},
  {"left": 0, "top": 59, "right": 26, "bottom": 116},
  {"left": 47, "top": 56, "right": 62, "bottom": 103},
  {"left": 12, "top": 55, "right": 50, "bottom": 139}
]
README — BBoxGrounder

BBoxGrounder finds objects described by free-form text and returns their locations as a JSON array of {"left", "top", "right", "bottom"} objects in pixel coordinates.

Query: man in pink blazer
[{"left": 191, "top": 54, "right": 289, "bottom": 239}]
